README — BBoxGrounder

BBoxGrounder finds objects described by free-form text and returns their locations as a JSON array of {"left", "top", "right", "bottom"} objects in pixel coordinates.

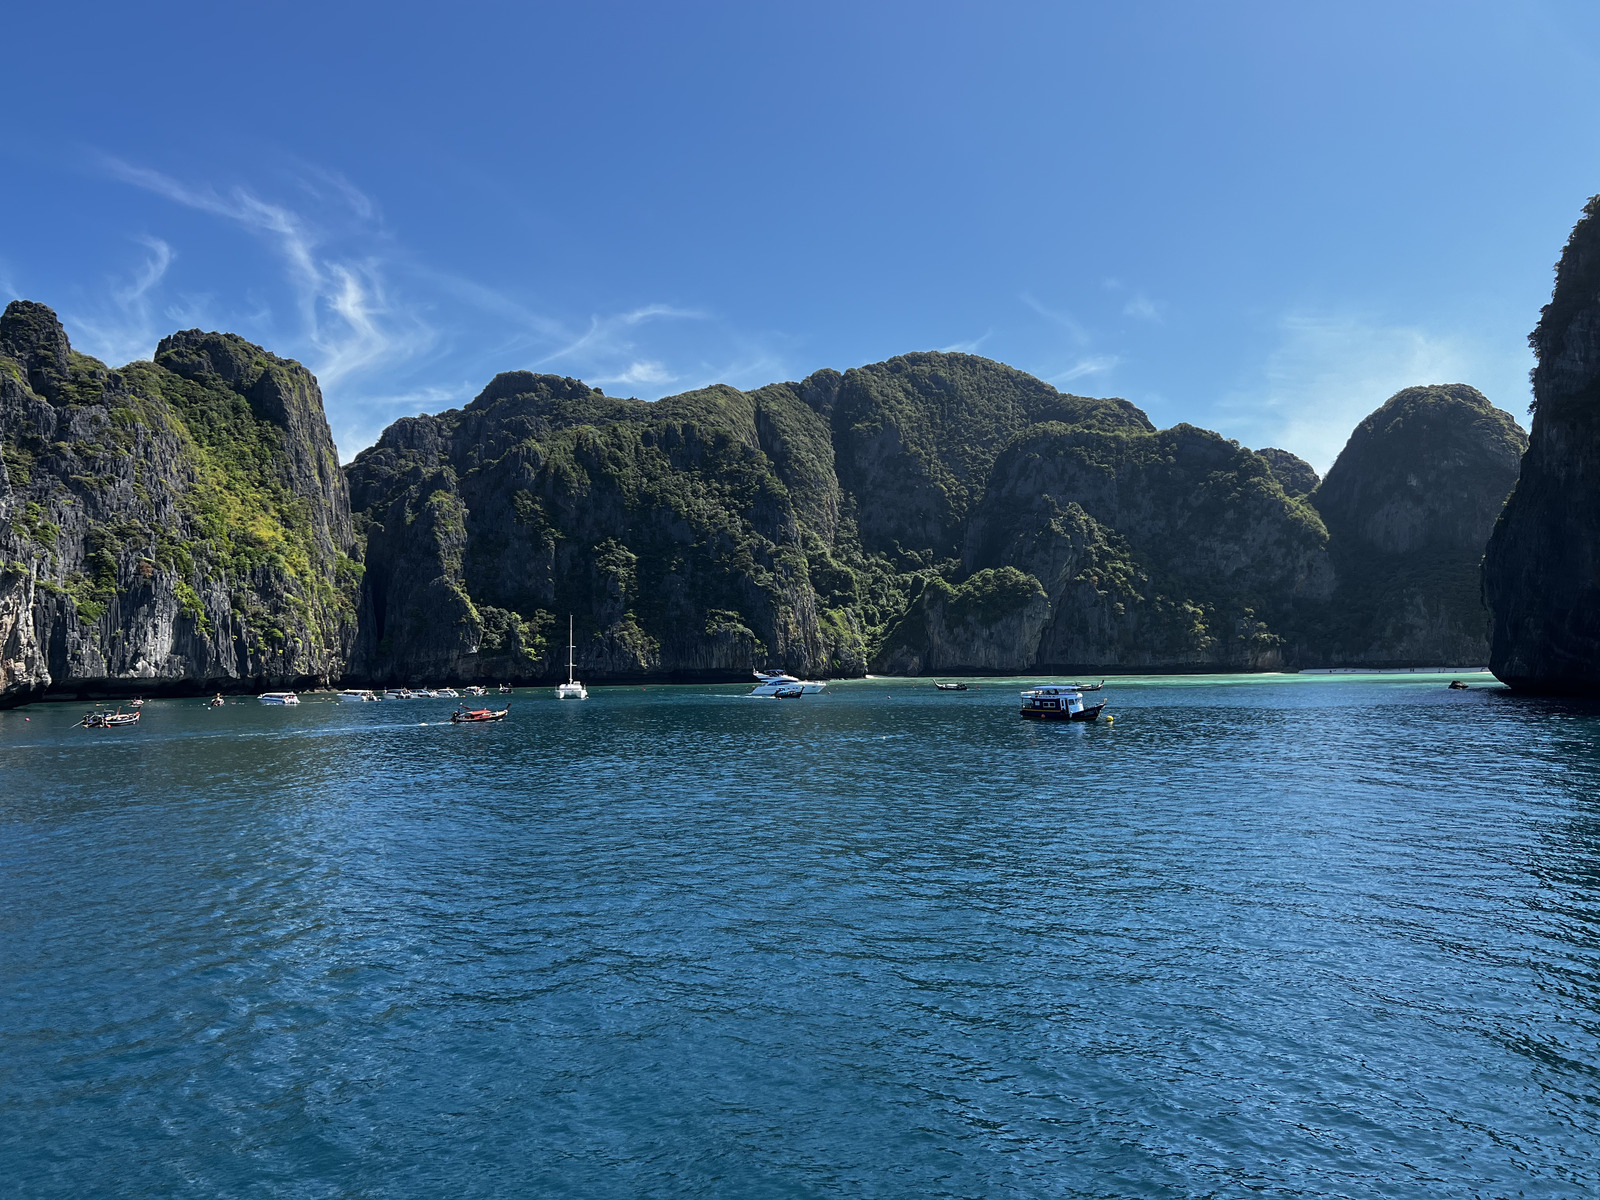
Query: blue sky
[{"left": 5, "top": 1, "right": 1600, "bottom": 469}]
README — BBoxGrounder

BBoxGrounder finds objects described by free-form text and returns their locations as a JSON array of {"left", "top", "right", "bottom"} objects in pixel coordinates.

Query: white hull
[
  {"left": 557, "top": 615, "right": 586, "bottom": 699},
  {"left": 258, "top": 693, "right": 299, "bottom": 705},
  {"left": 749, "top": 679, "right": 825, "bottom": 696}
]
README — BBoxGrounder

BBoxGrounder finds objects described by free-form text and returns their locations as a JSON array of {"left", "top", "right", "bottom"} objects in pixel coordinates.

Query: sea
[{"left": 2, "top": 673, "right": 1598, "bottom": 1198}]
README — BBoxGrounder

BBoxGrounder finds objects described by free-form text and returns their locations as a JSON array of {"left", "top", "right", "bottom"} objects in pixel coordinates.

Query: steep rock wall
[
  {"left": 1315, "top": 384, "right": 1525, "bottom": 668},
  {"left": 1485, "top": 198, "right": 1600, "bottom": 691},
  {"left": 938, "top": 424, "right": 1331, "bottom": 671},
  {"left": 346, "top": 374, "right": 840, "bottom": 684},
  {"left": 0, "top": 303, "right": 356, "bottom": 703}
]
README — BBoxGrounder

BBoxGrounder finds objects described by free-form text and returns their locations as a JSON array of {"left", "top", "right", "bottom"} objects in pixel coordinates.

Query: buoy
[{"left": 1106, "top": 715, "right": 1115, "bottom": 725}]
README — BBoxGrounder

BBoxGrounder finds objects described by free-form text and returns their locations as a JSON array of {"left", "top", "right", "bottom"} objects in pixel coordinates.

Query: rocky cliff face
[
  {"left": 345, "top": 373, "right": 839, "bottom": 684},
  {"left": 0, "top": 302, "right": 356, "bottom": 703},
  {"left": 1314, "top": 384, "right": 1525, "bottom": 668},
  {"left": 1256, "top": 448, "right": 1319, "bottom": 499},
  {"left": 803, "top": 352, "right": 1152, "bottom": 559},
  {"left": 910, "top": 424, "right": 1334, "bottom": 672},
  {"left": 1485, "top": 198, "right": 1600, "bottom": 691}
]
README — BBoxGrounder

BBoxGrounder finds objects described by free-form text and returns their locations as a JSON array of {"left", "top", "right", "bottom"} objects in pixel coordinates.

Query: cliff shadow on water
[{"left": 1, "top": 304, "right": 1529, "bottom": 705}]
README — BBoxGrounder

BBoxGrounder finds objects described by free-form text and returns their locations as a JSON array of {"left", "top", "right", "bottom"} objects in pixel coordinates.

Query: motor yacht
[
  {"left": 339, "top": 689, "right": 380, "bottom": 702},
  {"left": 749, "top": 670, "right": 825, "bottom": 696},
  {"left": 258, "top": 692, "right": 300, "bottom": 705}
]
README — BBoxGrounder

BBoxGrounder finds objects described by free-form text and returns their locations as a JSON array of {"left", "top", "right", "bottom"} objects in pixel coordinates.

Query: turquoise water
[{"left": 3, "top": 674, "right": 1598, "bottom": 1197}]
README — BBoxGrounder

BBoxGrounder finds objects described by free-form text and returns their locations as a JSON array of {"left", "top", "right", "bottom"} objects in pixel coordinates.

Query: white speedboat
[
  {"left": 339, "top": 689, "right": 379, "bottom": 702},
  {"left": 749, "top": 670, "right": 825, "bottom": 696},
  {"left": 464, "top": 686, "right": 485, "bottom": 697},
  {"left": 385, "top": 688, "right": 413, "bottom": 700},
  {"left": 435, "top": 688, "right": 460, "bottom": 698},
  {"left": 556, "top": 615, "right": 587, "bottom": 700},
  {"left": 258, "top": 692, "right": 300, "bottom": 705}
]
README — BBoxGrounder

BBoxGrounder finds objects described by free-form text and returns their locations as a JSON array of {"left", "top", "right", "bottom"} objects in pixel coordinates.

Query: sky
[{"left": 6, "top": 1, "right": 1600, "bottom": 471}]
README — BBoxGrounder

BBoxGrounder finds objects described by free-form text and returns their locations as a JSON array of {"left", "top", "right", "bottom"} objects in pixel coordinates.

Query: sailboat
[{"left": 556, "top": 616, "right": 587, "bottom": 700}]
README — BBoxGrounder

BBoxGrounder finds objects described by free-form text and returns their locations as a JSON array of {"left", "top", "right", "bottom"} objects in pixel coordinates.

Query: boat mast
[{"left": 568, "top": 615, "right": 575, "bottom": 685}]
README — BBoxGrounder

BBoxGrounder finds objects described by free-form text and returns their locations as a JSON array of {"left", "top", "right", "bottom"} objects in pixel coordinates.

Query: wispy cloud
[
  {"left": 88, "top": 157, "right": 797, "bottom": 454},
  {"left": 1122, "top": 294, "right": 1160, "bottom": 321},
  {"left": 1217, "top": 312, "right": 1530, "bottom": 472},
  {"left": 1052, "top": 355, "right": 1121, "bottom": 384},
  {"left": 101, "top": 156, "right": 433, "bottom": 391},
  {"left": 939, "top": 330, "right": 993, "bottom": 354},
  {"left": 538, "top": 304, "right": 707, "bottom": 370},
  {"left": 1021, "top": 293, "right": 1091, "bottom": 345},
  {"left": 68, "top": 235, "right": 176, "bottom": 366},
  {"left": 594, "top": 360, "right": 674, "bottom": 386},
  {"left": 1103, "top": 277, "right": 1163, "bottom": 323}
]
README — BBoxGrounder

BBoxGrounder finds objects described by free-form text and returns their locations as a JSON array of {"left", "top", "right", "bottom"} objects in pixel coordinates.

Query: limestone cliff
[
  {"left": 933, "top": 424, "right": 1332, "bottom": 672},
  {"left": 1256, "top": 447, "right": 1319, "bottom": 499},
  {"left": 0, "top": 303, "right": 356, "bottom": 703},
  {"left": 1485, "top": 197, "right": 1600, "bottom": 691},
  {"left": 345, "top": 374, "right": 838, "bottom": 684},
  {"left": 1314, "top": 385, "right": 1525, "bottom": 668}
]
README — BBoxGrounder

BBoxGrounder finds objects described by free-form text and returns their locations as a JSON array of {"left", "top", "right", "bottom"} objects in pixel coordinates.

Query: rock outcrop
[
  {"left": 1256, "top": 447, "right": 1319, "bottom": 499},
  {"left": 345, "top": 374, "right": 838, "bottom": 684},
  {"left": 1485, "top": 197, "right": 1600, "bottom": 691},
  {"left": 1314, "top": 385, "right": 1525, "bottom": 668},
  {"left": 0, "top": 303, "right": 357, "bottom": 703},
  {"left": 937, "top": 424, "right": 1333, "bottom": 672}
]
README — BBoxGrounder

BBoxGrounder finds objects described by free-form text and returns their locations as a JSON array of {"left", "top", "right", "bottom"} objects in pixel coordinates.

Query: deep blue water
[{"left": 3, "top": 674, "right": 1599, "bottom": 1198}]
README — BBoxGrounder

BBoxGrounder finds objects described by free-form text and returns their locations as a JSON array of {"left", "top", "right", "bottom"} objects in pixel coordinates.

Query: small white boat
[
  {"left": 749, "top": 670, "right": 825, "bottom": 696},
  {"left": 556, "top": 616, "right": 587, "bottom": 700},
  {"left": 384, "top": 688, "right": 410, "bottom": 700},
  {"left": 435, "top": 688, "right": 460, "bottom": 698},
  {"left": 258, "top": 692, "right": 300, "bottom": 705},
  {"left": 339, "top": 689, "right": 379, "bottom": 702},
  {"left": 463, "top": 686, "right": 486, "bottom": 697}
]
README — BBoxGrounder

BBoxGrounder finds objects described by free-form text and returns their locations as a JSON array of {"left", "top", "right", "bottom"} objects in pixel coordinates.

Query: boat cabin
[{"left": 1020, "top": 686, "right": 1087, "bottom": 714}]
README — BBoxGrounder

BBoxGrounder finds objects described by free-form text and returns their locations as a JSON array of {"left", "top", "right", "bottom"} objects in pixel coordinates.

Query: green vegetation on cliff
[
  {"left": 0, "top": 303, "right": 356, "bottom": 699},
  {"left": 1315, "top": 384, "right": 1525, "bottom": 666}
]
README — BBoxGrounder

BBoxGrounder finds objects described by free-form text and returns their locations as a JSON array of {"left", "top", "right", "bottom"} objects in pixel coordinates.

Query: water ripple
[{"left": 2, "top": 676, "right": 1598, "bottom": 1196}]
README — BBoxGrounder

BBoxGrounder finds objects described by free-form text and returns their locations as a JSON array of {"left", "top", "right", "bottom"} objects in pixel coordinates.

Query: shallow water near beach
[{"left": 3, "top": 673, "right": 1599, "bottom": 1197}]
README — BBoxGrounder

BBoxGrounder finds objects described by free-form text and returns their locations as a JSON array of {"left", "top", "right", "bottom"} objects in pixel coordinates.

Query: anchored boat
[
  {"left": 79, "top": 707, "right": 140, "bottom": 728},
  {"left": 556, "top": 616, "right": 587, "bottom": 699},
  {"left": 750, "top": 670, "right": 825, "bottom": 697},
  {"left": 258, "top": 692, "right": 300, "bottom": 705},
  {"left": 1019, "top": 685, "right": 1106, "bottom": 722}
]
